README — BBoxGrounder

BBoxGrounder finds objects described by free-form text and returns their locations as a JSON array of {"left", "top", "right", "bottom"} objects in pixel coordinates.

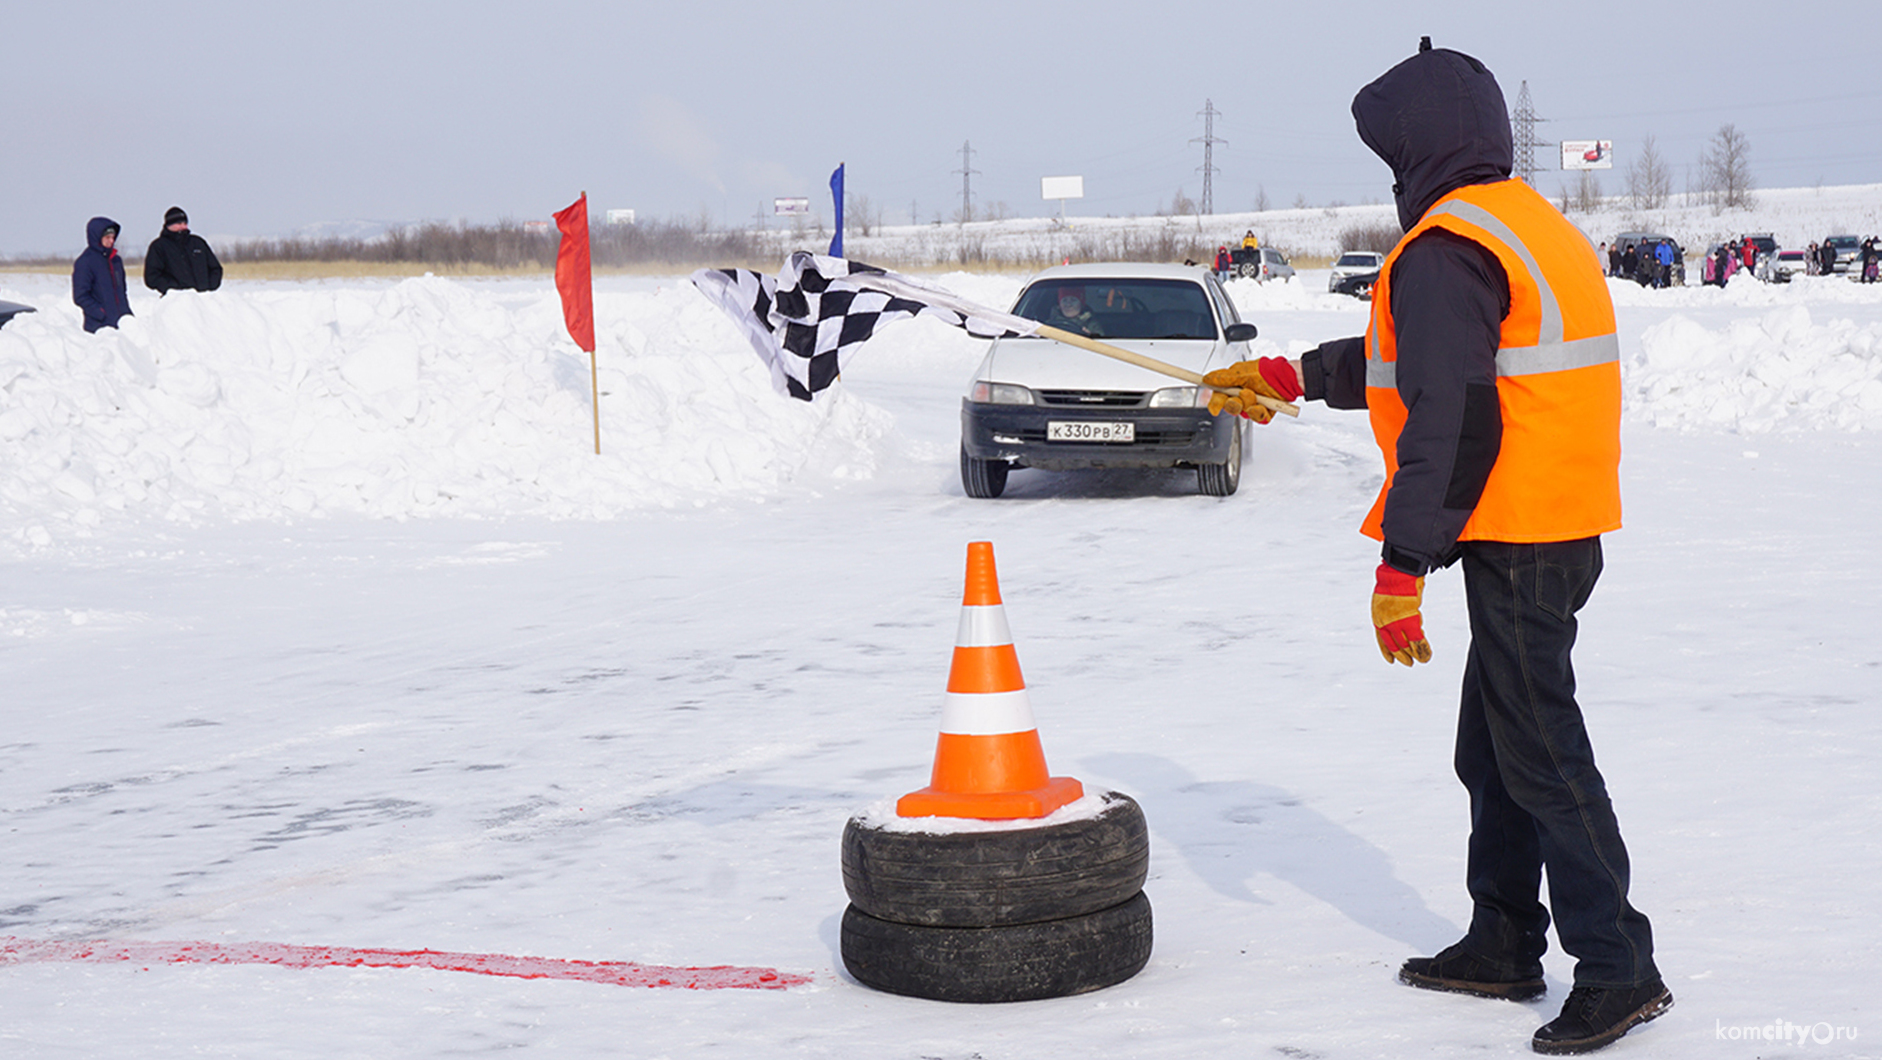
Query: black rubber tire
[
  {"left": 960, "top": 445, "right": 1009, "bottom": 498},
  {"left": 840, "top": 891, "right": 1153, "bottom": 1003},
  {"left": 1197, "top": 419, "right": 1241, "bottom": 497},
  {"left": 841, "top": 791, "right": 1148, "bottom": 928}
]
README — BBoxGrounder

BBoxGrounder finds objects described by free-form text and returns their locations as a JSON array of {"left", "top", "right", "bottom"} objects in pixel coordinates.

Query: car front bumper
[{"left": 961, "top": 399, "right": 1233, "bottom": 471}]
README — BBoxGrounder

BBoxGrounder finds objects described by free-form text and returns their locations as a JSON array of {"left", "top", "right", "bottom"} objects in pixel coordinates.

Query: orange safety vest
[{"left": 1363, "top": 179, "right": 1621, "bottom": 544}]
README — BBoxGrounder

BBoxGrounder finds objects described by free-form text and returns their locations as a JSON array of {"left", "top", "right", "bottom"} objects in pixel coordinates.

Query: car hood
[{"left": 972, "top": 336, "right": 1233, "bottom": 392}]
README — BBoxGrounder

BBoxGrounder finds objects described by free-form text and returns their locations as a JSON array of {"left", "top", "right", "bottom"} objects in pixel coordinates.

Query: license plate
[{"left": 1048, "top": 421, "right": 1134, "bottom": 442}]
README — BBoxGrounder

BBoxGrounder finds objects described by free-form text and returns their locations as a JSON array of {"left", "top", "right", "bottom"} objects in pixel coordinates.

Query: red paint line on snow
[{"left": 0, "top": 937, "right": 811, "bottom": 990}]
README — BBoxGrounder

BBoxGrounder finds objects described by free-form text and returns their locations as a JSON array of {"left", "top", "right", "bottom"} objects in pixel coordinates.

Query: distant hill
[{"left": 834, "top": 183, "right": 1882, "bottom": 267}]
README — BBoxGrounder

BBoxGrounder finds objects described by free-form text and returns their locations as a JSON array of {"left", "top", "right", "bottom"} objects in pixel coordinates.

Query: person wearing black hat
[
  {"left": 143, "top": 206, "right": 223, "bottom": 294},
  {"left": 1203, "top": 38, "right": 1668, "bottom": 1055},
  {"left": 72, "top": 216, "right": 133, "bottom": 332}
]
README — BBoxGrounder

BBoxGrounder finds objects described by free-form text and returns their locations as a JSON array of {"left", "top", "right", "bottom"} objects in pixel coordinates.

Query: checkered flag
[{"left": 692, "top": 251, "right": 1033, "bottom": 400}]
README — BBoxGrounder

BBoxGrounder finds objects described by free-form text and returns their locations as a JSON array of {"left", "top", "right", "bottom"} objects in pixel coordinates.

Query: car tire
[
  {"left": 960, "top": 445, "right": 1008, "bottom": 499},
  {"left": 1197, "top": 420, "right": 1241, "bottom": 497},
  {"left": 840, "top": 792, "right": 1149, "bottom": 928},
  {"left": 839, "top": 891, "right": 1154, "bottom": 1003}
]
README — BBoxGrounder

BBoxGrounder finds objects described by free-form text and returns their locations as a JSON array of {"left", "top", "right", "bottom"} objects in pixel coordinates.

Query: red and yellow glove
[
  {"left": 1203, "top": 357, "right": 1303, "bottom": 424},
  {"left": 1371, "top": 563, "right": 1433, "bottom": 666}
]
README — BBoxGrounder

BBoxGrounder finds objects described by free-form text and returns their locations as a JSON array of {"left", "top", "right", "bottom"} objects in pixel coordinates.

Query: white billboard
[
  {"left": 1561, "top": 141, "right": 1613, "bottom": 170},
  {"left": 605, "top": 209, "right": 636, "bottom": 226},
  {"left": 773, "top": 197, "right": 811, "bottom": 216},
  {"left": 1041, "top": 176, "right": 1085, "bottom": 200}
]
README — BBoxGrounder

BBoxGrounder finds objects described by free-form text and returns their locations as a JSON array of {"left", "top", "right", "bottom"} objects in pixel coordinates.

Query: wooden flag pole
[
  {"left": 585, "top": 190, "right": 600, "bottom": 455},
  {"left": 1033, "top": 324, "right": 1300, "bottom": 417},
  {"left": 843, "top": 269, "right": 1299, "bottom": 418}
]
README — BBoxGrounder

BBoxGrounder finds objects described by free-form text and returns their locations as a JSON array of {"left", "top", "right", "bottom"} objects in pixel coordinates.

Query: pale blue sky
[{"left": 7, "top": 0, "right": 1880, "bottom": 255}]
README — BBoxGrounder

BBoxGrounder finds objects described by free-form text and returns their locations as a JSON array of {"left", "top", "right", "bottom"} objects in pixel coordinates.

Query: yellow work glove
[
  {"left": 1203, "top": 357, "right": 1301, "bottom": 424},
  {"left": 1371, "top": 562, "right": 1434, "bottom": 666}
]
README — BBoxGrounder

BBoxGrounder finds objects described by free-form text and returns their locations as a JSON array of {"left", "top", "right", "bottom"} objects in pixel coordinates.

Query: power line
[
  {"left": 1192, "top": 100, "right": 1226, "bottom": 215},
  {"left": 953, "top": 141, "right": 980, "bottom": 222},
  {"left": 1510, "top": 81, "right": 1549, "bottom": 187}
]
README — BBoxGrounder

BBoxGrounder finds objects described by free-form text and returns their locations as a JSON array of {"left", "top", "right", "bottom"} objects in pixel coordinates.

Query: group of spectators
[
  {"left": 1834, "top": 237, "right": 1882, "bottom": 283},
  {"left": 1602, "top": 239, "right": 1675, "bottom": 288},
  {"left": 1210, "top": 230, "right": 1262, "bottom": 281},
  {"left": 1701, "top": 239, "right": 1761, "bottom": 287},
  {"left": 70, "top": 207, "right": 222, "bottom": 333}
]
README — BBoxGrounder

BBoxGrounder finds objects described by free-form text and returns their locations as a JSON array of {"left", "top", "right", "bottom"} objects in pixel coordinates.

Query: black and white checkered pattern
[{"left": 692, "top": 252, "right": 1028, "bottom": 401}]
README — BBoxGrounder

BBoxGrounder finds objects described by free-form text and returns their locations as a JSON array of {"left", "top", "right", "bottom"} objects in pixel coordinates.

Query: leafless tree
[
  {"left": 1555, "top": 172, "right": 1602, "bottom": 214},
  {"left": 1701, "top": 123, "right": 1756, "bottom": 211},
  {"left": 1162, "top": 187, "right": 1198, "bottom": 218},
  {"left": 1626, "top": 135, "right": 1673, "bottom": 209},
  {"left": 1338, "top": 221, "right": 1401, "bottom": 254}
]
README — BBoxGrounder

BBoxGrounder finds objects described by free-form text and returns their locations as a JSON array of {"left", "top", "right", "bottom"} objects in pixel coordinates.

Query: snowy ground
[{"left": 1, "top": 256, "right": 1879, "bottom": 1058}]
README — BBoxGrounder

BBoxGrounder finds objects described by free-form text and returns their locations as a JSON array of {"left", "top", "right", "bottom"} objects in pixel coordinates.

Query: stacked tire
[{"left": 838, "top": 791, "right": 1153, "bottom": 1003}]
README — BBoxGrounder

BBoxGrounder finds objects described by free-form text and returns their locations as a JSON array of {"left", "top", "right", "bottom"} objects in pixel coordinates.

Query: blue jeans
[{"left": 1454, "top": 538, "right": 1658, "bottom": 989}]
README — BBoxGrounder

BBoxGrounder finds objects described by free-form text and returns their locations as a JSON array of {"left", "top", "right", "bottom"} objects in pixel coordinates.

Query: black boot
[
  {"left": 1399, "top": 940, "right": 1545, "bottom": 1001},
  {"left": 1532, "top": 980, "right": 1673, "bottom": 1054}
]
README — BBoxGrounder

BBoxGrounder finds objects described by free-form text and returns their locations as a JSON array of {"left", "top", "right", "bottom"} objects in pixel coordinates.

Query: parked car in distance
[
  {"left": 1741, "top": 233, "right": 1778, "bottom": 259},
  {"left": 1328, "top": 251, "right": 1385, "bottom": 294},
  {"left": 959, "top": 263, "right": 1257, "bottom": 498},
  {"left": 1823, "top": 235, "right": 1862, "bottom": 273},
  {"left": 1760, "top": 249, "right": 1809, "bottom": 283},
  {"left": 1234, "top": 246, "right": 1295, "bottom": 283}
]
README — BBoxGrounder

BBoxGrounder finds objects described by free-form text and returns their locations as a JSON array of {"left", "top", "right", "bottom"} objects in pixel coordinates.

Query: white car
[
  {"left": 1329, "top": 251, "right": 1386, "bottom": 294},
  {"left": 1761, "top": 249, "right": 1809, "bottom": 283},
  {"left": 960, "top": 263, "right": 1258, "bottom": 498}
]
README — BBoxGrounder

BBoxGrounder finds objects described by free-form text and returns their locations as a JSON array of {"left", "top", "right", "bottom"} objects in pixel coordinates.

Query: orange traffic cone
[{"left": 897, "top": 542, "right": 1084, "bottom": 820}]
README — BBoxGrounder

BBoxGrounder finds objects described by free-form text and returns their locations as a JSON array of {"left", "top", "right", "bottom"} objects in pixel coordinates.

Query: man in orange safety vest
[{"left": 1204, "top": 39, "right": 1667, "bottom": 1056}]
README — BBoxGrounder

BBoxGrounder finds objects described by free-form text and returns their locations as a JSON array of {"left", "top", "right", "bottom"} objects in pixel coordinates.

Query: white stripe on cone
[
  {"left": 938, "top": 689, "right": 1038, "bottom": 736},
  {"left": 954, "top": 604, "right": 1013, "bottom": 648}
]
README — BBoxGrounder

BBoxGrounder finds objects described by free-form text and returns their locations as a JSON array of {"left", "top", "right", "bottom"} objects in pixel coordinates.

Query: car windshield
[
  {"left": 1013, "top": 278, "right": 1217, "bottom": 340},
  {"left": 1336, "top": 253, "right": 1378, "bottom": 267},
  {"left": 1828, "top": 237, "right": 1860, "bottom": 250}
]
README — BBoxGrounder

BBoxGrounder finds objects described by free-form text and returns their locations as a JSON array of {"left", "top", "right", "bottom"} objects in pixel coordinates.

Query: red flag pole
[{"left": 554, "top": 191, "right": 600, "bottom": 453}]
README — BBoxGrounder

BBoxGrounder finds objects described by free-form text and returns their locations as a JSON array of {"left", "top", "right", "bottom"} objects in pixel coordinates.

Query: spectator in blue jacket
[{"left": 72, "top": 216, "right": 133, "bottom": 332}]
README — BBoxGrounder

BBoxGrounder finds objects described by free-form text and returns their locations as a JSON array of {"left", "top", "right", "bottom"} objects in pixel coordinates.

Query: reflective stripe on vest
[{"left": 1362, "top": 179, "right": 1622, "bottom": 545}]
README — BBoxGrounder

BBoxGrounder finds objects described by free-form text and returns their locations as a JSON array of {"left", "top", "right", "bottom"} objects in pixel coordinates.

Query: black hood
[{"left": 1352, "top": 45, "right": 1513, "bottom": 232}]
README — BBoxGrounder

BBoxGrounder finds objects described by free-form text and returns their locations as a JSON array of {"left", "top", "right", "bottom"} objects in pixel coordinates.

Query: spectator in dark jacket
[
  {"left": 72, "top": 216, "right": 133, "bottom": 333},
  {"left": 1817, "top": 241, "right": 1839, "bottom": 276},
  {"left": 144, "top": 206, "right": 223, "bottom": 293}
]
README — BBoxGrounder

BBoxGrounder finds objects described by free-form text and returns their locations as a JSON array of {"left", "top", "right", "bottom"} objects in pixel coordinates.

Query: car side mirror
[{"left": 1224, "top": 322, "right": 1258, "bottom": 343}]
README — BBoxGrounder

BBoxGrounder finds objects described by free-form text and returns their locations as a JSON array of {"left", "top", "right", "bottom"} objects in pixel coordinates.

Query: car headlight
[
  {"left": 969, "top": 381, "right": 1034, "bottom": 405},
  {"left": 1147, "top": 386, "right": 1201, "bottom": 408}
]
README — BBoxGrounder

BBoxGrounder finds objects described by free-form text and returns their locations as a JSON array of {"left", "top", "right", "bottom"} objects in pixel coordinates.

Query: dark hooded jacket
[
  {"left": 72, "top": 216, "right": 133, "bottom": 333},
  {"left": 144, "top": 226, "right": 223, "bottom": 294},
  {"left": 1298, "top": 46, "right": 1517, "bottom": 576}
]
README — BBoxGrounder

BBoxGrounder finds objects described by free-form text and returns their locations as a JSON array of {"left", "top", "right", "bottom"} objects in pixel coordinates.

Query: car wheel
[
  {"left": 841, "top": 792, "right": 1149, "bottom": 928},
  {"left": 839, "top": 891, "right": 1154, "bottom": 1003},
  {"left": 1197, "top": 419, "right": 1241, "bottom": 497},
  {"left": 960, "top": 445, "right": 1008, "bottom": 498}
]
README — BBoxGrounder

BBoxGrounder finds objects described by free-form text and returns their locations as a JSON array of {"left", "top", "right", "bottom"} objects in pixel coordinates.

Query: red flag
[{"left": 553, "top": 193, "right": 595, "bottom": 353}]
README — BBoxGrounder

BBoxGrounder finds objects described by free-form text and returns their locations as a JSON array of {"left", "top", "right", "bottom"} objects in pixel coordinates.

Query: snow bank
[
  {"left": 3, "top": 254, "right": 1880, "bottom": 542},
  {"left": 0, "top": 276, "right": 892, "bottom": 539},
  {"left": 1627, "top": 302, "right": 1882, "bottom": 432}
]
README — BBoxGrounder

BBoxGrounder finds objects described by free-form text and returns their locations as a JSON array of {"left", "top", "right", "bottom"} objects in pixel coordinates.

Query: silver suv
[{"left": 1235, "top": 246, "right": 1295, "bottom": 283}]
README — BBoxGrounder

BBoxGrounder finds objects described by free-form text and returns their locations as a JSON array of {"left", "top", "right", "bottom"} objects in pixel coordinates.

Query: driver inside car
[{"left": 1045, "top": 286, "right": 1104, "bottom": 337}]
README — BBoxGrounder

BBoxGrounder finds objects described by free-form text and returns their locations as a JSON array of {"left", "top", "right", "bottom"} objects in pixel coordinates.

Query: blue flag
[{"left": 829, "top": 163, "right": 844, "bottom": 257}]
